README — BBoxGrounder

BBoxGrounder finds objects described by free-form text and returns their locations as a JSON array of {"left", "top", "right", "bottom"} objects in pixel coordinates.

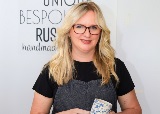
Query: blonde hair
[{"left": 49, "top": 1, "right": 119, "bottom": 85}]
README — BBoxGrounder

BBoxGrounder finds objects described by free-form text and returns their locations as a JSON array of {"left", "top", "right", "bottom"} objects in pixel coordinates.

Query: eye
[
  {"left": 90, "top": 26, "right": 98, "bottom": 30},
  {"left": 74, "top": 24, "right": 84, "bottom": 29}
]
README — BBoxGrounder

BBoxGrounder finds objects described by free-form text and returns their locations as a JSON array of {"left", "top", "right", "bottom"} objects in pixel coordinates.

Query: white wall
[
  {"left": 116, "top": 0, "right": 160, "bottom": 114},
  {"left": 1, "top": 0, "right": 160, "bottom": 114},
  {"left": 0, "top": 0, "right": 117, "bottom": 114}
]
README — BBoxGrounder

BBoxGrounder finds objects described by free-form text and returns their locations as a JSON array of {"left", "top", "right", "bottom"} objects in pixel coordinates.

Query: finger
[{"left": 109, "top": 111, "right": 116, "bottom": 114}]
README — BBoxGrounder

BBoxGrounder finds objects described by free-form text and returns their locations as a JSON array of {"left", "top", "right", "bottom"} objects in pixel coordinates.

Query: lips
[{"left": 81, "top": 39, "right": 91, "bottom": 44}]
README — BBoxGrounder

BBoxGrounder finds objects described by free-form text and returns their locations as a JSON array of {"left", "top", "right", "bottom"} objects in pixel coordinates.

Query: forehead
[{"left": 75, "top": 10, "right": 97, "bottom": 25}]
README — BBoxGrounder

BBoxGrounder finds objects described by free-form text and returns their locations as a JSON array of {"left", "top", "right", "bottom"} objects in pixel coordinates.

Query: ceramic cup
[{"left": 90, "top": 98, "right": 112, "bottom": 114}]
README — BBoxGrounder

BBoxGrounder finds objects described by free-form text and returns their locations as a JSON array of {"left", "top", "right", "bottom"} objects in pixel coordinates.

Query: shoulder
[
  {"left": 114, "top": 58, "right": 129, "bottom": 76},
  {"left": 32, "top": 63, "right": 58, "bottom": 98},
  {"left": 40, "top": 63, "right": 55, "bottom": 82},
  {"left": 115, "top": 58, "right": 125, "bottom": 68}
]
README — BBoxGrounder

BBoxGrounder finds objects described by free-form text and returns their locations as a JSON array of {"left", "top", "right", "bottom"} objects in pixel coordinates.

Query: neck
[{"left": 72, "top": 49, "right": 95, "bottom": 62}]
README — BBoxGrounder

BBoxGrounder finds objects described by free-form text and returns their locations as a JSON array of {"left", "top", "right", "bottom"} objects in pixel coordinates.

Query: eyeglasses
[{"left": 72, "top": 24, "right": 101, "bottom": 35}]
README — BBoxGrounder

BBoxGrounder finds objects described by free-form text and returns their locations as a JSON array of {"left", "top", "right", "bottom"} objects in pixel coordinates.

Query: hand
[
  {"left": 109, "top": 111, "right": 116, "bottom": 114},
  {"left": 56, "top": 108, "right": 90, "bottom": 114}
]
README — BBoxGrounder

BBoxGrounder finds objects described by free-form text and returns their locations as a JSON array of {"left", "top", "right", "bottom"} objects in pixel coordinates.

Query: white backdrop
[
  {"left": 0, "top": 0, "right": 117, "bottom": 114},
  {"left": 116, "top": 0, "right": 160, "bottom": 114},
  {"left": 0, "top": 0, "right": 160, "bottom": 114}
]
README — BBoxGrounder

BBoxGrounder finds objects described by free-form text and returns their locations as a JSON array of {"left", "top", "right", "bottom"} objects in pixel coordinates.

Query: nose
[{"left": 84, "top": 28, "right": 91, "bottom": 37}]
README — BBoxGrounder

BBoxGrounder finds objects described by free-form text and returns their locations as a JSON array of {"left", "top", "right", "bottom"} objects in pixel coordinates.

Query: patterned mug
[{"left": 90, "top": 98, "right": 112, "bottom": 114}]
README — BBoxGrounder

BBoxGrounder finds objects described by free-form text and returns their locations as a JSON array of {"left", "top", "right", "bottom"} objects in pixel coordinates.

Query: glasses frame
[{"left": 72, "top": 24, "right": 101, "bottom": 35}]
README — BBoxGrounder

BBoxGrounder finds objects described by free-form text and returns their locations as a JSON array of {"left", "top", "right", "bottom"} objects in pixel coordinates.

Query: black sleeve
[
  {"left": 115, "top": 58, "right": 135, "bottom": 96},
  {"left": 32, "top": 65, "right": 57, "bottom": 98}
]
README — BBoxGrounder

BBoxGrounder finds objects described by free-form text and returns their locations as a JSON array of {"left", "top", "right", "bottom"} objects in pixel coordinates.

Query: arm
[
  {"left": 30, "top": 91, "right": 53, "bottom": 114},
  {"left": 116, "top": 89, "right": 142, "bottom": 114},
  {"left": 56, "top": 108, "right": 90, "bottom": 114}
]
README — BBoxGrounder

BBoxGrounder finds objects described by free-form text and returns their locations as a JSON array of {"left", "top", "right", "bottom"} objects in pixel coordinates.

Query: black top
[{"left": 33, "top": 58, "right": 135, "bottom": 98}]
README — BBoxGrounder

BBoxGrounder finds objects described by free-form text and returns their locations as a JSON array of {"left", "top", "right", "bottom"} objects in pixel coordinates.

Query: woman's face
[{"left": 69, "top": 11, "right": 101, "bottom": 54}]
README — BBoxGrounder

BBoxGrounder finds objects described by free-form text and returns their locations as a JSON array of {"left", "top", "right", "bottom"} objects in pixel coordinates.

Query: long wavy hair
[{"left": 48, "top": 1, "right": 119, "bottom": 85}]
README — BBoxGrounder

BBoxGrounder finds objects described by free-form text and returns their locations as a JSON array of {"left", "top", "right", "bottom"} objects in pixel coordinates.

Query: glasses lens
[
  {"left": 73, "top": 24, "right": 85, "bottom": 34},
  {"left": 89, "top": 25, "right": 100, "bottom": 34}
]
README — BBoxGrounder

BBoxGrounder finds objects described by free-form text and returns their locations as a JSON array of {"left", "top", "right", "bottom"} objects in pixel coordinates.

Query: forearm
[
  {"left": 30, "top": 111, "right": 49, "bottom": 114},
  {"left": 116, "top": 108, "right": 142, "bottom": 114},
  {"left": 30, "top": 109, "right": 50, "bottom": 114}
]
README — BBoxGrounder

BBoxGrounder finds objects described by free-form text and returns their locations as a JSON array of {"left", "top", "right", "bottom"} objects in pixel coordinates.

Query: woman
[{"left": 30, "top": 1, "right": 142, "bottom": 114}]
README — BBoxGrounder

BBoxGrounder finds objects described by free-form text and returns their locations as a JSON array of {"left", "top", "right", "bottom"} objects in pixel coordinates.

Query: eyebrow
[{"left": 74, "top": 24, "right": 98, "bottom": 27}]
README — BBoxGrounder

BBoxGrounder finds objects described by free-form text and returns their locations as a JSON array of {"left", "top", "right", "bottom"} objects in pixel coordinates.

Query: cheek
[
  {"left": 69, "top": 29, "right": 82, "bottom": 40},
  {"left": 94, "top": 35, "right": 100, "bottom": 42},
  {"left": 93, "top": 35, "right": 100, "bottom": 46},
  {"left": 69, "top": 29, "right": 76, "bottom": 39}
]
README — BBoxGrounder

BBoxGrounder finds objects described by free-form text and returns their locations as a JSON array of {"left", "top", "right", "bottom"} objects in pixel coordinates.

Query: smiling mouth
[{"left": 81, "top": 39, "right": 91, "bottom": 44}]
